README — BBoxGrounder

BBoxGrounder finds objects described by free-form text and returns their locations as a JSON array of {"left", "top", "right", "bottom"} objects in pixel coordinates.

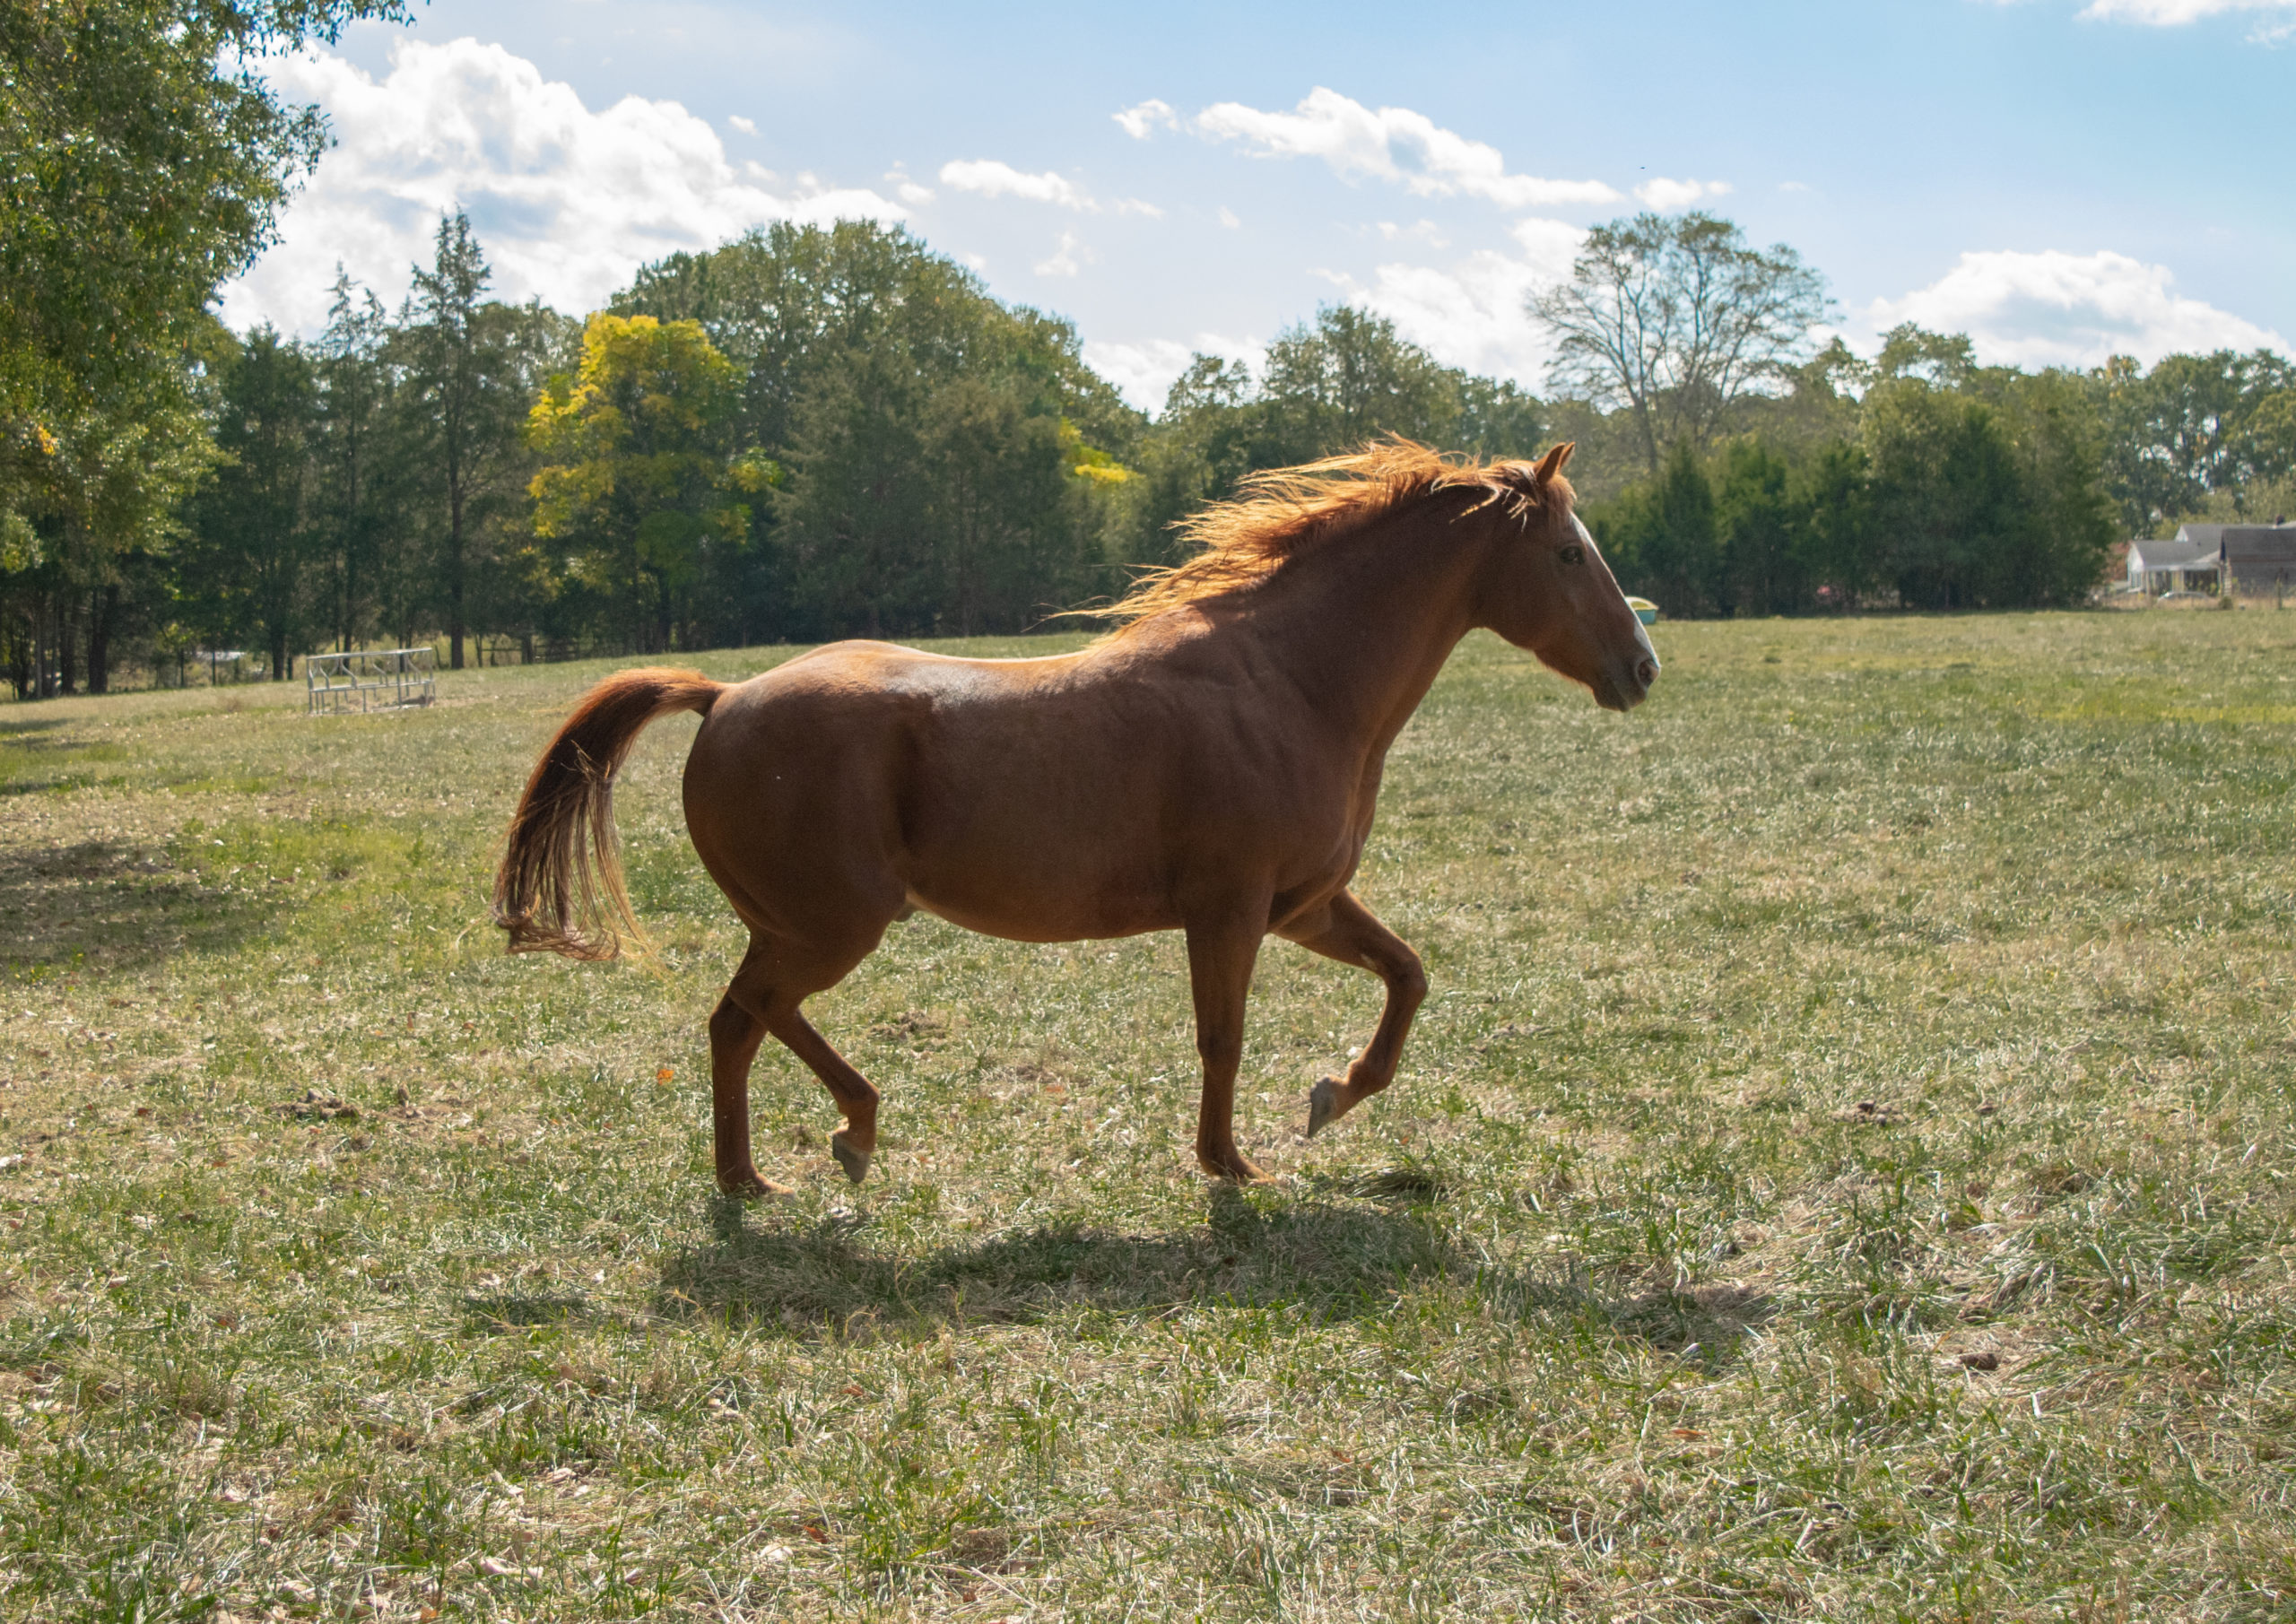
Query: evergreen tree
[
  {"left": 182, "top": 327, "right": 315, "bottom": 677},
  {"left": 309, "top": 270, "right": 393, "bottom": 652},
  {"left": 1714, "top": 439, "right": 1801, "bottom": 616},
  {"left": 396, "top": 214, "right": 561, "bottom": 666}
]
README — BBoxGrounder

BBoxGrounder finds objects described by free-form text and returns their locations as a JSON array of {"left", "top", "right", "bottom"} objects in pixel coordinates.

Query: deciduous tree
[
  {"left": 2096, "top": 348, "right": 2294, "bottom": 532},
  {"left": 1255, "top": 305, "right": 1465, "bottom": 466},
  {"left": 1531, "top": 212, "right": 1829, "bottom": 475},
  {"left": 528, "top": 314, "right": 761, "bottom": 653}
]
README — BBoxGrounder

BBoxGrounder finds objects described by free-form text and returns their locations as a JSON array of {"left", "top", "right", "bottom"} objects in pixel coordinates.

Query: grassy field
[{"left": 1, "top": 609, "right": 2292, "bottom": 1622}]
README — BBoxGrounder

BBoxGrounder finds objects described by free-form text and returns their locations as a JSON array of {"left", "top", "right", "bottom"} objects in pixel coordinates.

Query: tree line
[
  {"left": 1570, "top": 328, "right": 2292, "bottom": 618},
  {"left": 1, "top": 208, "right": 1564, "bottom": 693},
  {"left": 1575, "top": 326, "right": 2118, "bottom": 614},
  {"left": 7, "top": 0, "right": 2294, "bottom": 696},
  {"left": 12, "top": 205, "right": 2294, "bottom": 699},
  {"left": 1530, "top": 213, "right": 2291, "bottom": 615}
]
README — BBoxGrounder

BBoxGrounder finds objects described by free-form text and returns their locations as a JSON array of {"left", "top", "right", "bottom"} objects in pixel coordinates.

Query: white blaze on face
[{"left": 1574, "top": 515, "right": 1660, "bottom": 672}]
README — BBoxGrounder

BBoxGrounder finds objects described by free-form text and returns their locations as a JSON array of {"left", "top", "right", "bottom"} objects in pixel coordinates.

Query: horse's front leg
[
  {"left": 1276, "top": 890, "right": 1428, "bottom": 1137},
  {"left": 1184, "top": 899, "right": 1275, "bottom": 1184}
]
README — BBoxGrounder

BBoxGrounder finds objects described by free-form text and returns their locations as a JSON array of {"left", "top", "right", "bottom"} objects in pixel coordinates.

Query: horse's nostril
[{"left": 1635, "top": 658, "right": 1658, "bottom": 689}]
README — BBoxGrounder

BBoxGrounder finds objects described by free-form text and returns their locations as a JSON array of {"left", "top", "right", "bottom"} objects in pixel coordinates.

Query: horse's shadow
[{"left": 654, "top": 1182, "right": 1773, "bottom": 1361}]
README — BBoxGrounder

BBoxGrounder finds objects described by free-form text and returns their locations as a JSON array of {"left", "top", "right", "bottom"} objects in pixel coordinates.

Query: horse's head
[{"left": 1476, "top": 443, "right": 1658, "bottom": 713}]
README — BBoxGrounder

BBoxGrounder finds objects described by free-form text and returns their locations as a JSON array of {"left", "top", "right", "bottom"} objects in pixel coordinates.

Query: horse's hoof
[
  {"left": 830, "top": 1133, "right": 872, "bottom": 1185},
  {"left": 1199, "top": 1150, "right": 1273, "bottom": 1185},
  {"left": 1307, "top": 1077, "right": 1344, "bottom": 1138},
  {"left": 718, "top": 1168, "right": 796, "bottom": 1200}
]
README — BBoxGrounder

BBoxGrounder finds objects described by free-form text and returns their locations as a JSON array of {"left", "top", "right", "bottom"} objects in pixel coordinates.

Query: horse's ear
[{"left": 1532, "top": 442, "right": 1575, "bottom": 485}]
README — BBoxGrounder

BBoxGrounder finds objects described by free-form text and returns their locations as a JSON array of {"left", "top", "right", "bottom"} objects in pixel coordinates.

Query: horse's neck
[{"left": 1235, "top": 512, "right": 1485, "bottom": 756}]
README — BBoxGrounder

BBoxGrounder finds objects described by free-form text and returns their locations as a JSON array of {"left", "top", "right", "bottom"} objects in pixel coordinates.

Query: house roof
[
  {"left": 2129, "top": 539, "right": 2217, "bottom": 570},
  {"left": 2175, "top": 524, "right": 2229, "bottom": 549},
  {"left": 2222, "top": 526, "right": 2296, "bottom": 565}
]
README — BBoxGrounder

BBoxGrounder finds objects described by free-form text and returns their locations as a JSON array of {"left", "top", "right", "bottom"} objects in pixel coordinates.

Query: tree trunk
[
  {"left": 342, "top": 452, "right": 361, "bottom": 654},
  {"left": 87, "top": 586, "right": 115, "bottom": 694},
  {"left": 1637, "top": 404, "right": 1663, "bottom": 477},
  {"left": 57, "top": 596, "right": 76, "bottom": 695},
  {"left": 272, "top": 628, "right": 291, "bottom": 681},
  {"left": 448, "top": 478, "right": 466, "bottom": 670}
]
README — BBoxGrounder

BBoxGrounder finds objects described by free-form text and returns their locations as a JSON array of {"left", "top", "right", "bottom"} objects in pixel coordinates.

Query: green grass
[{"left": 2, "top": 609, "right": 2293, "bottom": 1621}]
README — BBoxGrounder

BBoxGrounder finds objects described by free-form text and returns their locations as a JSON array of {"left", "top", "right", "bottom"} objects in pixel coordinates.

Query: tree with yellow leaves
[{"left": 527, "top": 314, "right": 773, "bottom": 652}]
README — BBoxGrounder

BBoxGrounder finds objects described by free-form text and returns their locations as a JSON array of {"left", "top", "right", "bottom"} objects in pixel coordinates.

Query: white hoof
[{"left": 1307, "top": 1077, "right": 1344, "bottom": 1138}]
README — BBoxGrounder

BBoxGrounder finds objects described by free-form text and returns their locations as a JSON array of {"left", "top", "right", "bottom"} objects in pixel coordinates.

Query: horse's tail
[{"left": 493, "top": 666, "right": 725, "bottom": 960}]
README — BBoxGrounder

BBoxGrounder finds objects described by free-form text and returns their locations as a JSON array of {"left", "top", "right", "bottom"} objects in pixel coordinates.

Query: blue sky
[{"left": 223, "top": 0, "right": 2296, "bottom": 409}]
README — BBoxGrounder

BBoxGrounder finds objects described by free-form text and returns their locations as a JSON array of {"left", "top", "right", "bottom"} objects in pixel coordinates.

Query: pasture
[{"left": 1, "top": 611, "right": 2292, "bottom": 1621}]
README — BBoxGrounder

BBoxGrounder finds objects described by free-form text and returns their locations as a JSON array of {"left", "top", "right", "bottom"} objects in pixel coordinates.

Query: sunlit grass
[{"left": 2, "top": 608, "right": 2293, "bottom": 1620}]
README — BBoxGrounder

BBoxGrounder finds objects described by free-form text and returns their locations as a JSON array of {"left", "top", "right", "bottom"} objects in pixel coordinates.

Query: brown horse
[{"left": 494, "top": 441, "right": 1657, "bottom": 1194}]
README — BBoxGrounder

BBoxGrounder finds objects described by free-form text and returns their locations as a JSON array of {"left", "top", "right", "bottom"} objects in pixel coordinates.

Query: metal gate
[{"left": 305, "top": 647, "right": 437, "bottom": 715}]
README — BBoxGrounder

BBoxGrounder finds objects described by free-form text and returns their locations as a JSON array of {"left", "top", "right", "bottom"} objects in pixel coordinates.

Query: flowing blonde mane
[{"left": 1101, "top": 439, "right": 1573, "bottom": 628}]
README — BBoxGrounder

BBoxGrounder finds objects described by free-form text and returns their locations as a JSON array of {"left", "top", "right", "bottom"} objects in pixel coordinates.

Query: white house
[{"left": 2126, "top": 536, "right": 2220, "bottom": 594}]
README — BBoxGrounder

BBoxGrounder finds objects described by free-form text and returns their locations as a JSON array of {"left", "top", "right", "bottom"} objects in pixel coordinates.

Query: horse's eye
[{"left": 1559, "top": 543, "right": 1585, "bottom": 565}]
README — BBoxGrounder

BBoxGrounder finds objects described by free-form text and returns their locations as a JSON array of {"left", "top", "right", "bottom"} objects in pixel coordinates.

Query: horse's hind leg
[
  {"left": 715, "top": 933, "right": 886, "bottom": 1190},
  {"left": 1276, "top": 890, "right": 1428, "bottom": 1138},
  {"left": 709, "top": 990, "right": 793, "bottom": 1198}
]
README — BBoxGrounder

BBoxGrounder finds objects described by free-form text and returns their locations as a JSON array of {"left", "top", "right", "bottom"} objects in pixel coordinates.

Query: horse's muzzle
[{"left": 1596, "top": 650, "right": 1660, "bottom": 713}]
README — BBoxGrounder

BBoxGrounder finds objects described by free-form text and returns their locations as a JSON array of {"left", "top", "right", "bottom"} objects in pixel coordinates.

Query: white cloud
[
  {"left": 1079, "top": 214, "right": 1591, "bottom": 412},
  {"left": 2082, "top": 0, "right": 2293, "bottom": 21},
  {"left": 219, "top": 38, "right": 903, "bottom": 334},
  {"left": 1080, "top": 333, "right": 1262, "bottom": 413},
  {"left": 1352, "top": 217, "right": 1587, "bottom": 382},
  {"left": 939, "top": 159, "right": 1090, "bottom": 209},
  {"left": 1113, "top": 98, "right": 1178, "bottom": 139},
  {"left": 1633, "top": 177, "right": 1732, "bottom": 210},
  {"left": 1033, "top": 230, "right": 1088, "bottom": 277},
  {"left": 2081, "top": 0, "right": 2296, "bottom": 38},
  {"left": 1377, "top": 219, "right": 1448, "bottom": 248},
  {"left": 1217, "top": 206, "right": 1241, "bottom": 229},
  {"left": 897, "top": 181, "right": 936, "bottom": 205},
  {"left": 1192, "top": 87, "right": 1619, "bottom": 209},
  {"left": 938, "top": 159, "right": 1157, "bottom": 217},
  {"left": 726, "top": 114, "right": 756, "bottom": 135},
  {"left": 1864, "top": 248, "right": 2288, "bottom": 369}
]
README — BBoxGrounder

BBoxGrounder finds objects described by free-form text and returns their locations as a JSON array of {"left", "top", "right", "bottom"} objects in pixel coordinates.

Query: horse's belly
[{"left": 900, "top": 875, "right": 1177, "bottom": 944}]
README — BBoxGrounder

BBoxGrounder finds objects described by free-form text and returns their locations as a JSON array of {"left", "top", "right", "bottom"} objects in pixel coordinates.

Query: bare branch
[{"left": 1530, "top": 212, "right": 1831, "bottom": 473}]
